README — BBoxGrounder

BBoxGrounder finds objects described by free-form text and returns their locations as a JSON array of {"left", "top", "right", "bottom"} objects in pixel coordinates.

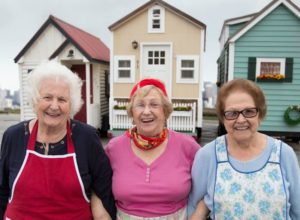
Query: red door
[{"left": 71, "top": 65, "right": 87, "bottom": 123}]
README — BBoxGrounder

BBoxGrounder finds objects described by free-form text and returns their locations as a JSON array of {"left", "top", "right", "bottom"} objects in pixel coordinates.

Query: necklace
[{"left": 127, "top": 127, "right": 168, "bottom": 150}]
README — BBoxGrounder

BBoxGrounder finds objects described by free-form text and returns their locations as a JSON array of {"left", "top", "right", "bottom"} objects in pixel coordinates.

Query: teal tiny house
[{"left": 217, "top": 0, "right": 300, "bottom": 140}]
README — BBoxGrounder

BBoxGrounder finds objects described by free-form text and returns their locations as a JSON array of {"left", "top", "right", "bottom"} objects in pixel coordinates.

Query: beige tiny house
[
  {"left": 109, "top": 0, "right": 206, "bottom": 138},
  {"left": 14, "top": 15, "right": 110, "bottom": 131}
]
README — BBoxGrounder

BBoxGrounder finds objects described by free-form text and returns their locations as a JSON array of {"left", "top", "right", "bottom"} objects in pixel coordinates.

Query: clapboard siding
[
  {"left": 230, "top": 4, "right": 300, "bottom": 133},
  {"left": 229, "top": 23, "right": 247, "bottom": 37},
  {"left": 20, "top": 64, "right": 37, "bottom": 120}
]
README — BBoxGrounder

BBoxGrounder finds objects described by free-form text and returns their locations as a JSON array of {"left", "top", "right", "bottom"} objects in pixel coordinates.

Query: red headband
[{"left": 130, "top": 78, "right": 168, "bottom": 98}]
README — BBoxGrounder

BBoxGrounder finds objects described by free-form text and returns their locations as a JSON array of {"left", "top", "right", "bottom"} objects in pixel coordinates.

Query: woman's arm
[
  {"left": 189, "top": 199, "right": 209, "bottom": 220},
  {"left": 91, "top": 192, "right": 111, "bottom": 220},
  {"left": 281, "top": 143, "right": 300, "bottom": 219},
  {"left": 0, "top": 131, "right": 11, "bottom": 219},
  {"left": 87, "top": 129, "right": 116, "bottom": 219}
]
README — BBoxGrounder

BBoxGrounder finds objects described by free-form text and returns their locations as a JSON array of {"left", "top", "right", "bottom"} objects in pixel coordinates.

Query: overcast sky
[{"left": 1, "top": 0, "right": 299, "bottom": 92}]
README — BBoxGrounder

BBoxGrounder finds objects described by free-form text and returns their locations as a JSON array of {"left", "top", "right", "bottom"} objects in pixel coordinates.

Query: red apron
[{"left": 4, "top": 121, "right": 92, "bottom": 220}]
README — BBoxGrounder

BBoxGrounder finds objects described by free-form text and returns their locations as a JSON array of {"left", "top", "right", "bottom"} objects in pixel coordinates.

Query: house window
[
  {"left": 256, "top": 58, "right": 285, "bottom": 79},
  {"left": 148, "top": 50, "right": 165, "bottom": 65},
  {"left": 148, "top": 6, "right": 165, "bottom": 33},
  {"left": 118, "top": 60, "right": 131, "bottom": 78},
  {"left": 176, "top": 55, "right": 199, "bottom": 83},
  {"left": 114, "top": 56, "right": 135, "bottom": 83},
  {"left": 248, "top": 57, "right": 293, "bottom": 82}
]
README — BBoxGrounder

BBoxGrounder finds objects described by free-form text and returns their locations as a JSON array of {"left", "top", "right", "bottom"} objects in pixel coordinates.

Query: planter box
[
  {"left": 171, "top": 110, "right": 192, "bottom": 117},
  {"left": 257, "top": 78, "right": 285, "bottom": 83},
  {"left": 113, "top": 109, "right": 127, "bottom": 115}
]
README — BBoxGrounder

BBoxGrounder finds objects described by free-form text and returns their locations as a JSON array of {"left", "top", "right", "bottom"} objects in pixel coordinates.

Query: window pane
[
  {"left": 153, "top": 9, "right": 160, "bottom": 17},
  {"left": 160, "top": 51, "right": 165, "bottom": 57},
  {"left": 119, "top": 60, "right": 130, "bottom": 68},
  {"left": 260, "top": 62, "right": 280, "bottom": 74},
  {"left": 154, "top": 51, "right": 159, "bottom": 57},
  {"left": 153, "top": 19, "right": 160, "bottom": 29},
  {"left": 148, "top": 51, "right": 153, "bottom": 57},
  {"left": 148, "top": 59, "right": 153, "bottom": 65},
  {"left": 154, "top": 58, "right": 159, "bottom": 65},
  {"left": 160, "top": 58, "right": 165, "bottom": 65},
  {"left": 182, "top": 60, "right": 194, "bottom": 68},
  {"left": 182, "top": 70, "right": 194, "bottom": 78},
  {"left": 119, "top": 70, "right": 130, "bottom": 78}
]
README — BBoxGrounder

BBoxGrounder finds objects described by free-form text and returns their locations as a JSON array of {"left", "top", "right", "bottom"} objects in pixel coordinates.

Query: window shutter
[
  {"left": 285, "top": 58, "right": 293, "bottom": 82},
  {"left": 248, "top": 57, "right": 256, "bottom": 81}
]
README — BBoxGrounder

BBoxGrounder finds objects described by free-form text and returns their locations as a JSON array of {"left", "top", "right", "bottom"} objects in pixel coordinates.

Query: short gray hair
[{"left": 27, "top": 60, "right": 83, "bottom": 117}]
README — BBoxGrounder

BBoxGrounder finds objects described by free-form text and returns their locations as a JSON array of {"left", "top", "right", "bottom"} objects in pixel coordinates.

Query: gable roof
[
  {"left": 228, "top": 0, "right": 300, "bottom": 43},
  {"left": 219, "top": 13, "right": 257, "bottom": 41},
  {"left": 109, "top": 0, "right": 206, "bottom": 31},
  {"left": 14, "top": 15, "right": 109, "bottom": 63}
]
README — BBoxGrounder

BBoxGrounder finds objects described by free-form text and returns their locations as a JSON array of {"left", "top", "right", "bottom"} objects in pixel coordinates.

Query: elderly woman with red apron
[{"left": 0, "top": 60, "right": 116, "bottom": 220}]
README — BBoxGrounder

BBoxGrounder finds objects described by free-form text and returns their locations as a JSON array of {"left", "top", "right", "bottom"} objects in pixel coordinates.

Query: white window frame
[
  {"left": 148, "top": 6, "right": 165, "bottom": 33},
  {"left": 176, "top": 55, "right": 199, "bottom": 83},
  {"left": 255, "top": 58, "right": 286, "bottom": 77},
  {"left": 114, "top": 55, "right": 135, "bottom": 83}
]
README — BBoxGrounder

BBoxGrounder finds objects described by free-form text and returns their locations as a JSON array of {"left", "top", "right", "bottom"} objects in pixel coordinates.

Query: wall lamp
[
  {"left": 67, "top": 49, "right": 74, "bottom": 58},
  {"left": 132, "top": 41, "right": 138, "bottom": 49}
]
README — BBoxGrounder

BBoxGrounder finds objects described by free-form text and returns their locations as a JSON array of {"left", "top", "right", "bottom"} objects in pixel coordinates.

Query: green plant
[
  {"left": 173, "top": 106, "right": 192, "bottom": 111},
  {"left": 113, "top": 105, "right": 127, "bottom": 110}
]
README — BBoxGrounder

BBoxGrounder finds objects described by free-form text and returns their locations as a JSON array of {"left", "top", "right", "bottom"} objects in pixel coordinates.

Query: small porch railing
[{"left": 111, "top": 99, "right": 196, "bottom": 133}]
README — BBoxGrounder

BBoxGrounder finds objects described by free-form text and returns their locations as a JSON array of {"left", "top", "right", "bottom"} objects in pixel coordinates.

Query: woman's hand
[
  {"left": 91, "top": 192, "right": 112, "bottom": 220},
  {"left": 189, "top": 199, "right": 209, "bottom": 220}
]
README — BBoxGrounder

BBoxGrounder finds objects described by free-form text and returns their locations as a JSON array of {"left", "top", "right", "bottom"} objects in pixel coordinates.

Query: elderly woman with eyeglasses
[
  {"left": 188, "top": 79, "right": 300, "bottom": 220},
  {"left": 102, "top": 78, "right": 202, "bottom": 220}
]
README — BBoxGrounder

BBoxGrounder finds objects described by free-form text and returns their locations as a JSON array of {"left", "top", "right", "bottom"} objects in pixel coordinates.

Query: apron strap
[{"left": 27, "top": 120, "right": 75, "bottom": 154}]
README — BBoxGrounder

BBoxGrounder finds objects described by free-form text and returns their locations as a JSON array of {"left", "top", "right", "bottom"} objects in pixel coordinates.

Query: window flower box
[{"left": 256, "top": 73, "right": 285, "bottom": 82}]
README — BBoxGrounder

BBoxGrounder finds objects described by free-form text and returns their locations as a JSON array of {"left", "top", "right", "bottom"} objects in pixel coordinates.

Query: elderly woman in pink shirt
[{"left": 104, "top": 78, "right": 203, "bottom": 220}]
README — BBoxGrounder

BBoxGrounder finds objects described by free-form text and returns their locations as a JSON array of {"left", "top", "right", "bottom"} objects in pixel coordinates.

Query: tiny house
[
  {"left": 217, "top": 0, "right": 300, "bottom": 139},
  {"left": 14, "top": 15, "right": 110, "bottom": 131},
  {"left": 109, "top": 0, "right": 206, "bottom": 138}
]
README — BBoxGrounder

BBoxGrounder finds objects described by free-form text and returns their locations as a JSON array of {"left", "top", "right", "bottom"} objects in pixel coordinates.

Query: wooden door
[{"left": 71, "top": 65, "right": 86, "bottom": 123}]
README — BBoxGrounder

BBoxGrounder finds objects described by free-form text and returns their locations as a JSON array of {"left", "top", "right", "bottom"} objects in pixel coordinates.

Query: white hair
[{"left": 27, "top": 60, "right": 83, "bottom": 117}]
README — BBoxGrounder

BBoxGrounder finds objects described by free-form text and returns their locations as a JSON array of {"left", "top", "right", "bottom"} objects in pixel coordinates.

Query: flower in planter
[{"left": 256, "top": 73, "right": 285, "bottom": 80}]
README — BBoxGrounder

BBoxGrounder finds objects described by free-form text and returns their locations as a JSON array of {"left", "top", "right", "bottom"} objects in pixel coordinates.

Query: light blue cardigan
[{"left": 188, "top": 135, "right": 300, "bottom": 220}]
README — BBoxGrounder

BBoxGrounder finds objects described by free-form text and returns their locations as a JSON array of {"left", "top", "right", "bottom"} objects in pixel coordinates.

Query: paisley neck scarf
[{"left": 127, "top": 127, "right": 168, "bottom": 150}]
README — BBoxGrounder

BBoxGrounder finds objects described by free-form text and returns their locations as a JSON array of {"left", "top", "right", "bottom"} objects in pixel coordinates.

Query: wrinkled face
[
  {"left": 132, "top": 89, "right": 166, "bottom": 137},
  {"left": 223, "top": 91, "right": 261, "bottom": 143},
  {"left": 35, "top": 78, "right": 71, "bottom": 130}
]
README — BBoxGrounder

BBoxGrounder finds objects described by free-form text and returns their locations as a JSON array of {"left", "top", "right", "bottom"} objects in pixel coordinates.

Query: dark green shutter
[
  {"left": 248, "top": 57, "right": 256, "bottom": 81},
  {"left": 285, "top": 58, "right": 293, "bottom": 82}
]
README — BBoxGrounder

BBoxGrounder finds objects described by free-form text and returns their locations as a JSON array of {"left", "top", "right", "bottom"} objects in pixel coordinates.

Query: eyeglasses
[
  {"left": 133, "top": 102, "right": 162, "bottom": 111},
  {"left": 224, "top": 107, "right": 258, "bottom": 120}
]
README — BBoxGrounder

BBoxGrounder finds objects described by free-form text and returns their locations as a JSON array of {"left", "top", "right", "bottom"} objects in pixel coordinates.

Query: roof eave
[
  {"left": 109, "top": 0, "right": 206, "bottom": 31},
  {"left": 14, "top": 17, "right": 52, "bottom": 63},
  {"left": 229, "top": 0, "right": 300, "bottom": 43}
]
